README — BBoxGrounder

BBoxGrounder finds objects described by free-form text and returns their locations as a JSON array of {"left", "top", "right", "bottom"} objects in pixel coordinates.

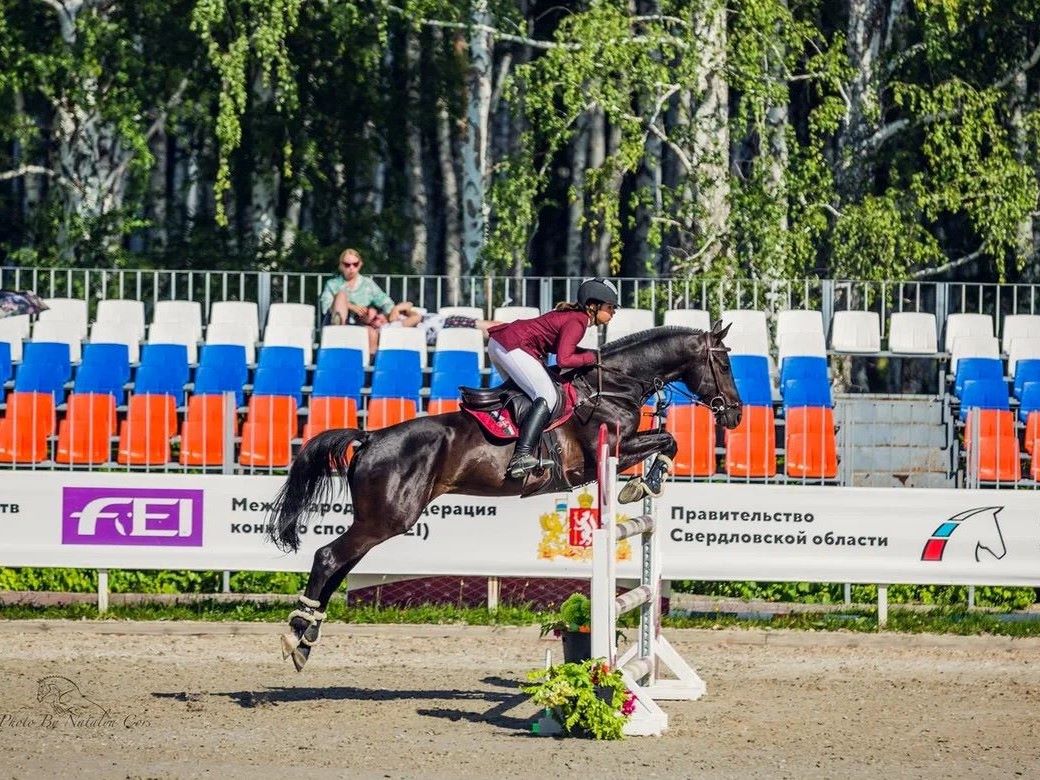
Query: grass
[{"left": 1, "top": 600, "right": 1039, "bottom": 637}]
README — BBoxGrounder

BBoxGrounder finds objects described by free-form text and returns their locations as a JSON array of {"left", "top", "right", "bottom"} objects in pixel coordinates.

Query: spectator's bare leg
[
  {"left": 367, "top": 323, "right": 380, "bottom": 355},
  {"left": 331, "top": 290, "right": 350, "bottom": 326}
]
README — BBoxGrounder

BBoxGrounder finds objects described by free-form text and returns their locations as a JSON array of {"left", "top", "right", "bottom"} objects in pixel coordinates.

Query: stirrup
[{"left": 507, "top": 453, "right": 554, "bottom": 479}]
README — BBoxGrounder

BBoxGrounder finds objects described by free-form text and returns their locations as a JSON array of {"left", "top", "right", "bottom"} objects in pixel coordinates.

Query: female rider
[{"left": 486, "top": 278, "right": 619, "bottom": 479}]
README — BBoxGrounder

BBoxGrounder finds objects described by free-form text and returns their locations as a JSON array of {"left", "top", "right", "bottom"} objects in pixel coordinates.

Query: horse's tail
[{"left": 267, "top": 428, "right": 366, "bottom": 553}]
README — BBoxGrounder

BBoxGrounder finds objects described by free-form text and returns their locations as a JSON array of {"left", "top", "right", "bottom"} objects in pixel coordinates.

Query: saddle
[
  {"left": 460, "top": 375, "right": 580, "bottom": 496},
  {"left": 460, "top": 377, "right": 578, "bottom": 440}
]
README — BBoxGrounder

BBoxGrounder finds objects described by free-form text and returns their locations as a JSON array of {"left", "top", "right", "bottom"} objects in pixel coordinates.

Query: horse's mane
[{"left": 599, "top": 325, "right": 703, "bottom": 358}]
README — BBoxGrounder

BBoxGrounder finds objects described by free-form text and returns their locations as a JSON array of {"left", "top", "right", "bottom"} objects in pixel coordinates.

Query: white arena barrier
[{"left": 591, "top": 424, "right": 706, "bottom": 737}]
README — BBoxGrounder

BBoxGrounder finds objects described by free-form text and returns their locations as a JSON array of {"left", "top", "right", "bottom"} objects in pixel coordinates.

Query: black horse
[{"left": 268, "top": 322, "right": 742, "bottom": 670}]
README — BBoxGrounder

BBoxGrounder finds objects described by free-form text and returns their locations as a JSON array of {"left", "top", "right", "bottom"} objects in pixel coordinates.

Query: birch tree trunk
[
  {"left": 148, "top": 127, "right": 168, "bottom": 250},
  {"left": 405, "top": 28, "right": 428, "bottom": 273},
  {"left": 586, "top": 105, "right": 606, "bottom": 275},
  {"left": 462, "top": 0, "right": 492, "bottom": 273},
  {"left": 762, "top": 0, "right": 790, "bottom": 277},
  {"left": 565, "top": 112, "right": 589, "bottom": 276},
  {"left": 690, "top": 0, "right": 730, "bottom": 270},
  {"left": 437, "top": 98, "right": 463, "bottom": 293},
  {"left": 1011, "top": 69, "right": 1036, "bottom": 263}
]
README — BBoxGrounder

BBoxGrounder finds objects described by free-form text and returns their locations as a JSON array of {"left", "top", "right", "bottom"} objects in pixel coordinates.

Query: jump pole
[{"left": 590, "top": 423, "right": 705, "bottom": 737}]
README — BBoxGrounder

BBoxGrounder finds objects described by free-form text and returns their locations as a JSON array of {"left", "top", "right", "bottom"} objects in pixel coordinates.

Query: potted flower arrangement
[
  {"left": 539, "top": 592, "right": 592, "bottom": 663},
  {"left": 524, "top": 658, "right": 637, "bottom": 739}
]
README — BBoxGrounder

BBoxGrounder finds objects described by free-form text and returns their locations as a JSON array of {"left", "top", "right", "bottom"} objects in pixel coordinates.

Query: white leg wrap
[{"left": 298, "top": 594, "right": 322, "bottom": 609}]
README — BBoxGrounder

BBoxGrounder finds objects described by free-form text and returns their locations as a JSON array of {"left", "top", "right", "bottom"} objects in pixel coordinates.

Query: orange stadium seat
[
  {"left": 964, "top": 409, "right": 1020, "bottom": 482},
  {"left": 303, "top": 396, "right": 358, "bottom": 443},
  {"left": 665, "top": 403, "right": 716, "bottom": 477},
  {"left": 366, "top": 397, "right": 417, "bottom": 430},
  {"left": 180, "top": 394, "right": 238, "bottom": 466},
  {"left": 1025, "top": 411, "right": 1040, "bottom": 455},
  {"left": 0, "top": 391, "right": 56, "bottom": 463},
  {"left": 622, "top": 405, "right": 656, "bottom": 476},
  {"left": 57, "top": 392, "right": 116, "bottom": 464},
  {"left": 426, "top": 398, "right": 461, "bottom": 416},
  {"left": 239, "top": 395, "right": 297, "bottom": 467},
  {"left": 784, "top": 406, "right": 837, "bottom": 479},
  {"left": 117, "top": 394, "right": 177, "bottom": 465},
  {"left": 725, "top": 405, "right": 777, "bottom": 478}
]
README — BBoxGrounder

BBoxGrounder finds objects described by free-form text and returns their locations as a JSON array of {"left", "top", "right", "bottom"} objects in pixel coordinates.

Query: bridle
[{"left": 575, "top": 330, "right": 741, "bottom": 422}]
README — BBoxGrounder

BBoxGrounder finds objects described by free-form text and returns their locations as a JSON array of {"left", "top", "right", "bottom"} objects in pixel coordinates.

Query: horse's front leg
[{"left": 616, "top": 430, "right": 677, "bottom": 504}]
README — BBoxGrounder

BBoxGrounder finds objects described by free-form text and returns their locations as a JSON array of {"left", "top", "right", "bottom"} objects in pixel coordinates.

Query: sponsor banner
[{"left": 1, "top": 471, "right": 1039, "bottom": 586}]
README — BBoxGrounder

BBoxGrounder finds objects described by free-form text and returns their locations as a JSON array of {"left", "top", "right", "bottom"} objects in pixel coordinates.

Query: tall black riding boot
[{"left": 507, "top": 398, "right": 552, "bottom": 479}]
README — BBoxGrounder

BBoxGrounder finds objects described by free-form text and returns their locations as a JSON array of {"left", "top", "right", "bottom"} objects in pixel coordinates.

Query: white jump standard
[{"left": 591, "top": 424, "right": 706, "bottom": 737}]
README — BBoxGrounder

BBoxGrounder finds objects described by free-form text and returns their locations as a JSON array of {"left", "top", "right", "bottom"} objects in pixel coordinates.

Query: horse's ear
[{"left": 712, "top": 320, "right": 732, "bottom": 340}]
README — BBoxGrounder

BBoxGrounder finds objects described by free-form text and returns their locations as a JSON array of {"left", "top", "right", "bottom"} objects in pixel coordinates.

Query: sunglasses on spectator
[{"left": 341, "top": 261, "right": 360, "bottom": 268}]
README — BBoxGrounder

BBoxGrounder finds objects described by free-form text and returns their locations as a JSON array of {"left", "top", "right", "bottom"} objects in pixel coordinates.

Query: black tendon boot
[{"left": 507, "top": 398, "right": 552, "bottom": 479}]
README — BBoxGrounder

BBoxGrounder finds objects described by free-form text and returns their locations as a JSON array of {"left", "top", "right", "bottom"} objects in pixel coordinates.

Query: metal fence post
[{"left": 258, "top": 271, "right": 271, "bottom": 328}]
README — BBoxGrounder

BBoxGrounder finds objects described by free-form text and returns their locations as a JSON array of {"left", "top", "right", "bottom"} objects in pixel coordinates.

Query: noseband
[{"left": 702, "top": 332, "right": 741, "bottom": 417}]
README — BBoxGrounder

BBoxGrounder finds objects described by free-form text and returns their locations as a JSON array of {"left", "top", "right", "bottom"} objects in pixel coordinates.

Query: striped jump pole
[{"left": 590, "top": 422, "right": 705, "bottom": 737}]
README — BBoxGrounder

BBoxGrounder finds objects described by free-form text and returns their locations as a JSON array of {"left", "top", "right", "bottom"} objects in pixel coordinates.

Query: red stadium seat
[
  {"left": 0, "top": 391, "right": 55, "bottom": 463},
  {"left": 239, "top": 395, "right": 297, "bottom": 467},
  {"left": 117, "top": 394, "right": 176, "bottom": 465},
  {"left": 784, "top": 406, "right": 837, "bottom": 479},
  {"left": 57, "top": 392, "right": 116, "bottom": 464},
  {"left": 366, "top": 398, "right": 417, "bottom": 430},
  {"left": 180, "top": 394, "right": 238, "bottom": 466},
  {"left": 964, "top": 410, "right": 1020, "bottom": 482},
  {"left": 665, "top": 404, "right": 716, "bottom": 477},
  {"left": 725, "top": 405, "right": 776, "bottom": 478},
  {"left": 303, "top": 396, "right": 358, "bottom": 443},
  {"left": 1025, "top": 411, "right": 1040, "bottom": 455},
  {"left": 426, "top": 398, "right": 461, "bottom": 416}
]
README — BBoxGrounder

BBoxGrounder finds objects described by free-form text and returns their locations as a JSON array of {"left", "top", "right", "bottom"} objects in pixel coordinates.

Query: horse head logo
[
  {"left": 36, "top": 675, "right": 106, "bottom": 718},
  {"left": 921, "top": 506, "right": 1007, "bottom": 562}
]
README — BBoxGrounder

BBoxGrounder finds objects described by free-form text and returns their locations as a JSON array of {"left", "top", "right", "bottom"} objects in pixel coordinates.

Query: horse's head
[{"left": 684, "top": 321, "right": 742, "bottom": 429}]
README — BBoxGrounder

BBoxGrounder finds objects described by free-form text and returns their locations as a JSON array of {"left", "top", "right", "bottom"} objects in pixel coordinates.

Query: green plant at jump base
[
  {"left": 538, "top": 592, "right": 592, "bottom": 637},
  {"left": 523, "top": 658, "right": 636, "bottom": 740}
]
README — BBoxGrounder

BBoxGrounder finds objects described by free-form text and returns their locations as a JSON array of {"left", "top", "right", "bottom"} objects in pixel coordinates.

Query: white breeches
[{"left": 488, "top": 340, "right": 558, "bottom": 410}]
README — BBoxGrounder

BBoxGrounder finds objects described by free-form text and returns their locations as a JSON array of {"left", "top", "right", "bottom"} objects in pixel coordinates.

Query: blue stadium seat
[
  {"left": 74, "top": 362, "right": 126, "bottom": 403},
  {"left": 198, "top": 344, "right": 247, "bottom": 387},
  {"left": 16, "top": 342, "right": 71, "bottom": 403},
  {"left": 1014, "top": 359, "right": 1040, "bottom": 399},
  {"left": 430, "top": 351, "right": 480, "bottom": 400},
  {"left": 23, "top": 342, "right": 71, "bottom": 383},
  {"left": 1019, "top": 381, "right": 1040, "bottom": 422},
  {"left": 487, "top": 365, "right": 504, "bottom": 388},
  {"left": 313, "top": 348, "right": 364, "bottom": 402},
  {"left": 371, "top": 351, "right": 421, "bottom": 402},
  {"left": 253, "top": 366, "right": 303, "bottom": 404},
  {"left": 954, "top": 357, "right": 1003, "bottom": 398},
  {"left": 193, "top": 364, "right": 244, "bottom": 407},
  {"left": 0, "top": 342, "right": 11, "bottom": 385},
  {"left": 257, "top": 345, "right": 305, "bottom": 384},
  {"left": 782, "top": 377, "right": 832, "bottom": 408},
  {"left": 134, "top": 362, "right": 186, "bottom": 406},
  {"left": 959, "top": 378, "right": 1009, "bottom": 421},
  {"left": 731, "top": 355, "right": 772, "bottom": 407},
  {"left": 780, "top": 356, "right": 829, "bottom": 407},
  {"left": 140, "top": 344, "right": 189, "bottom": 386},
  {"left": 81, "top": 342, "right": 130, "bottom": 382},
  {"left": 312, "top": 368, "right": 363, "bottom": 401}
]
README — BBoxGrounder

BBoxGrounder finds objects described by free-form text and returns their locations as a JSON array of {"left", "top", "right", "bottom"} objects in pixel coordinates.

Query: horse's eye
[{"left": 719, "top": 361, "right": 730, "bottom": 373}]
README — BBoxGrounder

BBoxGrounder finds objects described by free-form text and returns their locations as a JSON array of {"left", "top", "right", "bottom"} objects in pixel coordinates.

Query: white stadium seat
[
  {"left": 606, "top": 308, "right": 655, "bottom": 342},
  {"left": 263, "top": 323, "right": 314, "bottom": 366},
  {"left": 31, "top": 319, "right": 82, "bottom": 363},
  {"left": 209, "top": 300, "right": 259, "bottom": 344},
  {"left": 206, "top": 320, "right": 255, "bottom": 365},
  {"left": 39, "top": 298, "right": 88, "bottom": 339},
  {"left": 148, "top": 320, "right": 198, "bottom": 365},
  {"left": 949, "top": 335, "right": 999, "bottom": 373},
  {"left": 1001, "top": 314, "right": 1040, "bottom": 355},
  {"left": 437, "top": 306, "right": 484, "bottom": 321},
  {"left": 830, "top": 310, "right": 881, "bottom": 353},
  {"left": 663, "top": 308, "right": 711, "bottom": 331},
  {"left": 153, "top": 300, "right": 203, "bottom": 342},
  {"left": 377, "top": 326, "right": 428, "bottom": 368},
  {"left": 96, "top": 299, "right": 146, "bottom": 341},
  {"left": 778, "top": 330, "right": 827, "bottom": 364},
  {"left": 89, "top": 320, "right": 140, "bottom": 364},
  {"left": 1008, "top": 337, "right": 1040, "bottom": 376},
  {"left": 320, "top": 325, "right": 370, "bottom": 366},
  {"left": 719, "top": 309, "right": 769, "bottom": 356},
  {"left": 0, "top": 316, "right": 29, "bottom": 362},
  {"left": 492, "top": 306, "right": 540, "bottom": 323},
  {"left": 776, "top": 309, "right": 824, "bottom": 345},
  {"left": 266, "top": 302, "right": 316, "bottom": 332},
  {"left": 943, "top": 312, "right": 993, "bottom": 352},
  {"left": 435, "top": 327, "right": 486, "bottom": 369},
  {"left": 888, "top": 312, "right": 938, "bottom": 354}
]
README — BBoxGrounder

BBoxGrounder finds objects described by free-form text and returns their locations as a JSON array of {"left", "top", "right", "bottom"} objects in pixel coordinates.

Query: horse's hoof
[
  {"left": 280, "top": 633, "right": 300, "bottom": 660},
  {"left": 618, "top": 479, "right": 649, "bottom": 505},
  {"left": 291, "top": 646, "right": 310, "bottom": 672}
]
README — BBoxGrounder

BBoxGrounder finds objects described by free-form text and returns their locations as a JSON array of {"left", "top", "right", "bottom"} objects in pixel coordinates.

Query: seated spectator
[
  {"left": 383, "top": 301, "right": 500, "bottom": 346},
  {"left": 320, "top": 248, "right": 395, "bottom": 355}
]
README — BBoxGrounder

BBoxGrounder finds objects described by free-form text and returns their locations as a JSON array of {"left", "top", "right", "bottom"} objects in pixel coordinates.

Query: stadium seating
[
  {"left": 239, "top": 395, "right": 297, "bottom": 467},
  {"left": 0, "top": 391, "right": 55, "bottom": 462},
  {"left": 606, "top": 308, "right": 655, "bottom": 342},
  {"left": 73, "top": 343, "right": 130, "bottom": 403},
  {"left": 958, "top": 379, "right": 1009, "bottom": 421},
  {"left": 438, "top": 306, "right": 484, "bottom": 321},
  {"left": 784, "top": 406, "right": 837, "bottom": 479},
  {"left": 830, "top": 310, "right": 881, "bottom": 353},
  {"left": 492, "top": 306, "right": 539, "bottom": 323},
  {"left": 0, "top": 342, "right": 11, "bottom": 386},
  {"left": 725, "top": 405, "right": 777, "bottom": 478},
  {"left": 210, "top": 301, "right": 260, "bottom": 344},
  {"left": 949, "top": 335, "right": 999, "bottom": 373},
  {"left": 206, "top": 321, "right": 255, "bottom": 366},
  {"left": 963, "top": 409, "right": 1020, "bottom": 482},
  {"left": 720, "top": 309, "right": 769, "bottom": 356},
  {"left": 1008, "top": 338, "right": 1040, "bottom": 376},
  {"left": 776, "top": 309, "right": 824, "bottom": 346},
  {"left": 320, "top": 325, "right": 370, "bottom": 366},
  {"left": 96, "top": 299, "right": 146, "bottom": 342},
  {"left": 780, "top": 356, "right": 830, "bottom": 407},
  {"left": 953, "top": 357, "right": 1003, "bottom": 398},
  {"left": 1018, "top": 382, "right": 1040, "bottom": 423},
  {"left": 180, "top": 393, "right": 237, "bottom": 466},
  {"left": 56, "top": 392, "right": 116, "bottom": 464},
  {"left": 89, "top": 320, "right": 140, "bottom": 364},
  {"left": 730, "top": 355, "right": 772, "bottom": 407},
  {"left": 777, "top": 330, "right": 826, "bottom": 364},
  {"left": 1017, "top": 360, "right": 1040, "bottom": 401},
  {"left": 665, "top": 402, "right": 715, "bottom": 477},
  {"left": 0, "top": 315, "right": 29, "bottom": 362},
  {"left": 262, "top": 323, "right": 313, "bottom": 366},
  {"left": 1001, "top": 314, "right": 1040, "bottom": 355},
  {"left": 944, "top": 312, "right": 993, "bottom": 352},
  {"left": 303, "top": 395, "right": 358, "bottom": 441},
  {"left": 153, "top": 300, "right": 203, "bottom": 342},
  {"left": 888, "top": 312, "right": 938, "bottom": 354},
  {"left": 117, "top": 394, "right": 177, "bottom": 465},
  {"left": 663, "top": 309, "right": 711, "bottom": 330},
  {"left": 31, "top": 319, "right": 82, "bottom": 363},
  {"left": 1026, "top": 410, "right": 1040, "bottom": 455},
  {"left": 39, "top": 298, "right": 88, "bottom": 339},
  {"left": 15, "top": 342, "right": 70, "bottom": 404},
  {"left": 253, "top": 346, "right": 306, "bottom": 404},
  {"left": 266, "top": 302, "right": 316, "bottom": 332}
]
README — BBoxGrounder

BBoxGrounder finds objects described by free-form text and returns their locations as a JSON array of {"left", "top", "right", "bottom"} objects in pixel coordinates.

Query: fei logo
[{"left": 62, "top": 487, "right": 204, "bottom": 547}]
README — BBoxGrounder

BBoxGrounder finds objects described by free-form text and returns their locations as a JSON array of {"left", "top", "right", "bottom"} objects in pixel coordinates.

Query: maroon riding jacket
[{"left": 488, "top": 309, "right": 597, "bottom": 369}]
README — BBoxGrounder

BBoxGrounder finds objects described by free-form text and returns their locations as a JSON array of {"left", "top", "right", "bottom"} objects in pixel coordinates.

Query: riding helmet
[{"left": 577, "top": 277, "right": 619, "bottom": 307}]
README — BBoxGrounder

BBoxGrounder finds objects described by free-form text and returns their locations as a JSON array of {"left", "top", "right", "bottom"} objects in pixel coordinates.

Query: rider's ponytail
[{"left": 553, "top": 301, "right": 585, "bottom": 312}]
